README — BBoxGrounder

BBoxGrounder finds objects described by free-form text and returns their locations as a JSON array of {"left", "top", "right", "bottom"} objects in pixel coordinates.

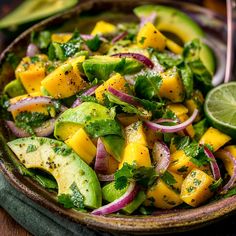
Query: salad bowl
[{"left": 0, "top": 0, "right": 234, "bottom": 234}]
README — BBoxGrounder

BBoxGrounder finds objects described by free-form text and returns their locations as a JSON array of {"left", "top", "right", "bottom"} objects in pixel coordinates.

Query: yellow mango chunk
[
  {"left": 168, "top": 150, "right": 196, "bottom": 175},
  {"left": 137, "top": 22, "right": 166, "bottom": 51},
  {"left": 125, "top": 121, "right": 147, "bottom": 146},
  {"left": 199, "top": 127, "right": 231, "bottom": 152},
  {"left": 10, "top": 92, "right": 52, "bottom": 120},
  {"left": 167, "top": 171, "right": 184, "bottom": 193},
  {"left": 119, "top": 143, "right": 151, "bottom": 169},
  {"left": 167, "top": 104, "right": 188, "bottom": 117},
  {"left": 91, "top": 21, "right": 116, "bottom": 35},
  {"left": 51, "top": 33, "right": 72, "bottom": 43},
  {"left": 180, "top": 168, "right": 214, "bottom": 207},
  {"left": 65, "top": 128, "right": 96, "bottom": 164},
  {"left": 15, "top": 55, "right": 48, "bottom": 93},
  {"left": 159, "top": 68, "right": 184, "bottom": 102},
  {"left": 166, "top": 39, "right": 183, "bottom": 54},
  {"left": 95, "top": 73, "right": 128, "bottom": 103},
  {"left": 41, "top": 57, "right": 86, "bottom": 99},
  {"left": 215, "top": 145, "right": 236, "bottom": 176},
  {"left": 145, "top": 179, "right": 183, "bottom": 209}
]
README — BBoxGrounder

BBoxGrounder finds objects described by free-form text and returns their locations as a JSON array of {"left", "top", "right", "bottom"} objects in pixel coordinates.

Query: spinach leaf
[{"left": 135, "top": 73, "right": 162, "bottom": 100}]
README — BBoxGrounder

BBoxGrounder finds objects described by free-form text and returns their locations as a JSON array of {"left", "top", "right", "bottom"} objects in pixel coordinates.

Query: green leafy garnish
[
  {"left": 155, "top": 51, "right": 183, "bottom": 69},
  {"left": 85, "top": 35, "right": 102, "bottom": 51},
  {"left": 58, "top": 182, "right": 84, "bottom": 209},
  {"left": 26, "top": 144, "right": 37, "bottom": 153},
  {"left": 172, "top": 136, "right": 190, "bottom": 150},
  {"left": 161, "top": 171, "right": 177, "bottom": 186},
  {"left": 193, "top": 119, "right": 209, "bottom": 141},
  {"left": 53, "top": 146, "right": 72, "bottom": 156},
  {"left": 209, "top": 178, "right": 223, "bottom": 192},
  {"left": 31, "top": 31, "right": 51, "bottom": 49},
  {"left": 5, "top": 52, "right": 21, "bottom": 69},
  {"left": 114, "top": 163, "right": 157, "bottom": 190}
]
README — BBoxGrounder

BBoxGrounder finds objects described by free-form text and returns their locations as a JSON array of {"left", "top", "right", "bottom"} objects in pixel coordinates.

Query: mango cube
[{"left": 91, "top": 21, "right": 116, "bottom": 35}]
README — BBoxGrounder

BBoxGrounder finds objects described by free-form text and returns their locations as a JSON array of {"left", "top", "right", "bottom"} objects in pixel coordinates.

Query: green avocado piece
[
  {"left": 134, "top": 5, "right": 216, "bottom": 75},
  {"left": 7, "top": 137, "right": 102, "bottom": 209},
  {"left": 102, "top": 182, "right": 146, "bottom": 214},
  {"left": 0, "top": 0, "right": 78, "bottom": 29},
  {"left": 54, "top": 102, "right": 122, "bottom": 140},
  {"left": 3, "top": 79, "right": 26, "bottom": 97},
  {"left": 82, "top": 55, "right": 143, "bottom": 81},
  {"left": 101, "top": 135, "right": 125, "bottom": 162}
]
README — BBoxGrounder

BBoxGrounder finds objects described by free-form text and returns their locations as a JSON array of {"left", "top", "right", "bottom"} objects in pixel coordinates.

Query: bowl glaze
[{"left": 0, "top": 0, "right": 233, "bottom": 234}]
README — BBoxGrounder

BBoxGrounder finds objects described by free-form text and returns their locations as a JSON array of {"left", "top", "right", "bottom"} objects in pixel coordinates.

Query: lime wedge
[{"left": 204, "top": 82, "right": 236, "bottom": 138}]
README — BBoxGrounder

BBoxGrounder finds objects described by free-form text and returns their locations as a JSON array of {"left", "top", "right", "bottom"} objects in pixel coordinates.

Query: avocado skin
[
  {"left": 7, "top": 137, "right": 102, "bottom": 209},
  {"left": 102, "top": 182, "right": 146, "bottom": 214},
  {"left": 82, "top": 55, "right": 143, "bottom": 81},
  {"left": 54, "top": 102, "right": 123, "bottom": 140},
  {"left": 134, "top": 5, "right": 216, "bottom": 75},
  {"left": 4, "top": 79, "right": 26, "bottom": 97}
]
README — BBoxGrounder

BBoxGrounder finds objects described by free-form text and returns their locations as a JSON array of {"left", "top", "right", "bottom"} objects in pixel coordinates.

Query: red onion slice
[
  {"left": 94, "top": 138, "right": 109, "bottom": 174},
  {"left": 111, "top": 53, "right": 154, "bottom": 69},
  {"left": 72, "top": 85, "right": 99, "bottom": 108},
  {"left": 108, "top": 87, "right": 139, "bottom": 106},
  {"left": 111, "top": 31, "right": 128, "bottom": 44},
  {"left": 154, "top": 118, "right": 178, "bottom": 124},
  {"left": 144, "top": 109, "right": 198, "bottom": 133},
  {"left": 153, "top": 141, "right": 171, "bottom": 176},
  {"left": 26, "top": 43, "right": 39, "bottom": 57},
  {"left": 91, "top": 182, "right": 138, "bottom": 215},
  {"left": 203, "top": 146, "right": 221, "bottom": 180},
  {"left": 6, "top": 119, "right": 55, "bottom": 137},
  {"left": 97, "top": 174, "right": 114, "bottom": 182},
  {"left": 217, "top": 150, "right": 236, "bottom": 193}
]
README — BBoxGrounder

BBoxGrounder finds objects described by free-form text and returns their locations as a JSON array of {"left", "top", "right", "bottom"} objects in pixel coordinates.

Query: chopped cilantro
[
  {"left": 172, "top": 136, "right": 190, "bottom": 150},
  {"left": 139, "top": 36, "right": 146, "bottom": 45},
  {"left": 53, "top": 146, "right": 72, "bottom": 156},
  {"left": 114, "top": 163, "right": 157, "bottom": 190},
  {"left": 186, "top": 186, "right": 195, "bottom": 193},
  {"left": 209, "top": 178, "right": 222, "bottom": 192},
  {"left": 85, "top": 35, "right": 102, "bottom": 51},
  {"left": 26, "top": 144, "right": 37, "bottom": 153},
  {"left": 161, "top": 171, "right": 177, "bottom": 186},
  {"left": 177, "top": 166, "right": 188, "bottom": 173}
]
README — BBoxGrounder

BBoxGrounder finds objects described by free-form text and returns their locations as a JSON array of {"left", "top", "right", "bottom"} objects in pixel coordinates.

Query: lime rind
[{"left": 204, "top": 82, "right": 236, "bottom": 138}]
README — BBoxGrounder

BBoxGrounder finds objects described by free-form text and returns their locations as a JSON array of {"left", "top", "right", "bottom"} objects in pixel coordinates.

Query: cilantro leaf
[
  {"left": 161, "top": 171, "right": 177, "bottom": 186},
  {"left": 31, "top": 31, "right": 51, "bottom": 49},
  {"left": 209, "top": 178, "right": 223, "bottom": 192},
  {"left": 155, "top": 51, "right": 183, "bottom": 69},
  {"left": 134, "top": 73, "right": 162, "bottom": 100},
  {"left": 85, "top": 35, "right": 102, "bottom": 52},
  {"left": 193, "top": 119, "right": 209, "bottom": 141},
  {"left": 58, "top": 182, "right": 84, "bottom": 209},
  {"left": 114, "top": 163, "right": 157, "bottom": 190},
  {"left": 172, "top": 136, "right": 190, "bottom": 151}
]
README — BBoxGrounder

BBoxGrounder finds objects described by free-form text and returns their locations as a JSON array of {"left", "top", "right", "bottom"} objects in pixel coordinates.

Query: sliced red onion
[
  {"left": 217, "top": 150, "right": 236, "bottom": 193},
  {"left": 107, "top": 87, "right": 139, "bottom": 106},
  {"left": 26, "top": 43, "right": 39, "bottom": 57},
  {"left": 94, "top": 138, "right": 109, "bottom": 174},
  {"left": 97, "top": 174, "right": 114, "bottom": 182},
  {"left": 6, "top": 119, "right": 55, "bottom": 137},
  {"left": 111, "top": 53, "right": 154, "bottom": 69},
  {"left": 153, "top": 141, "right": 171, "bottom": 176},
  {"left": 203, "top": 146, "right": 221, "bottom": 180},
  {"left": 154, "top": 118, "right": 178, "bottom": 124},
  {"left": 72, "top": 85, "right": 99, "bottom": 108},
  {"left": 144, "top": 109, "right": 198, "bottom": 133},
  {"left": 91, "top": 182, "right": 138, "bottom": 215},
  {"left": 139, "top": 12, "right": 157, "bottom": 28},
  {"left": 111, "top": 31, "right": 128, "bottom": 44},
  {"left": 8, "top": 96, "right": 67, "bottom": 113}
]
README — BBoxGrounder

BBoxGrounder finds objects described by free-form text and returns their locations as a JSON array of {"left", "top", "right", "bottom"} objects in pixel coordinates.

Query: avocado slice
[
  {"left": 134, "top": 5, "right": 216, "bottom": 75},
  {"left": 7, "top": 137, "right": 102, "bottom": 209},
  {"left": 102, "top": 182, "right": 146, "bottom": 214},
  {"left": 54, "top": 102, "right": 122, "bottom": 140},
  {"left": 3, "top": 79, "right": 26, "bottom": 98},
  {"left": 101, "top": 135, "right": 125, "bottom": 162},
  {"left": 0, "top": 0, "right": 78, "bottom": 29},
  {"left": 82, "top": 55, "right": 143, "bottom": 81}
]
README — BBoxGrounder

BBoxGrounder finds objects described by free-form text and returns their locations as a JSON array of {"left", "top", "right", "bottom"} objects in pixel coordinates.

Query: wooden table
[{"left": 0, "top": 207, "right": 31, "bottom": 236}]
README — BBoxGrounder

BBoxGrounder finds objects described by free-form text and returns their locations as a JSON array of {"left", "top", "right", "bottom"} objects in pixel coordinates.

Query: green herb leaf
[
  {"left": 155, "top": 51, "right": 183, "bottom": 69},
  {"left": 172, "top": 136, "right": 190, "bottom": 150},
  {"left": 135, "top": 73, "right": 162, "bottom": 100},
  {"left": 193, "top": 119, "right": 209, "bottom": 141},
  {"left": 85, "top": 35, "right": 102, "bottom": 52},
  {"left": 209, "top": 178, "right": 223, "bottom": 192},
  {"left": 53, "top": 146, "right": 72, "bottom": 156},
  {"left": 26, "top": 144, "right": 37, "bottom": 153},
  {"left": 161, "top": 171, "right": 177, "bottom": 186},
  {"left": 31, "top": 31, "right": 51, "bottom": 49},
  {"left": 5, "top": 52, "right": 21, "bottom": 69}
]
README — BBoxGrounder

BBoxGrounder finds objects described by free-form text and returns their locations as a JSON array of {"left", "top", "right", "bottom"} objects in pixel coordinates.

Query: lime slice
[{"left": 204, "top": 82, "right": 236, "bottom": 138}]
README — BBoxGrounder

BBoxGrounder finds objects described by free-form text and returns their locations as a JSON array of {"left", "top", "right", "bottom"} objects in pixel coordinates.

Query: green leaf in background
[{"left": 0, "top": 0, "right": 78, "bottom": 29}]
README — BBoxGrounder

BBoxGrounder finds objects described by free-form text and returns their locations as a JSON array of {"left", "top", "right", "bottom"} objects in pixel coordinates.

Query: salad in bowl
[{"left": 0, "top": 1, "right": 236, "bottom": 230}]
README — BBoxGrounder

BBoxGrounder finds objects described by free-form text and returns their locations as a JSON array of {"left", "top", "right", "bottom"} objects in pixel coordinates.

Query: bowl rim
[{"left": 0, "top": 0, "right": 233, "bottom": 234}]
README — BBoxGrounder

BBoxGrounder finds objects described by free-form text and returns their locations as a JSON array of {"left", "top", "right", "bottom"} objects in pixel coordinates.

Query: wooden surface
[{"left": 0, "top": 207, "right": 31, "bottom": 236}]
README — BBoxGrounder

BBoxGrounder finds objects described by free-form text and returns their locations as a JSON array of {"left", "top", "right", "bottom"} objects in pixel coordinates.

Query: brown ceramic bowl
[{"left": 0, "top": 0, "right": 233, "bottom": 234}]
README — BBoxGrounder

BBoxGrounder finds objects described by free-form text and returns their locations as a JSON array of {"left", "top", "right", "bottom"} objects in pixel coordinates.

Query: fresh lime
[{"left": 204, "top": 82, "right": 236, "bottom": 138}]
